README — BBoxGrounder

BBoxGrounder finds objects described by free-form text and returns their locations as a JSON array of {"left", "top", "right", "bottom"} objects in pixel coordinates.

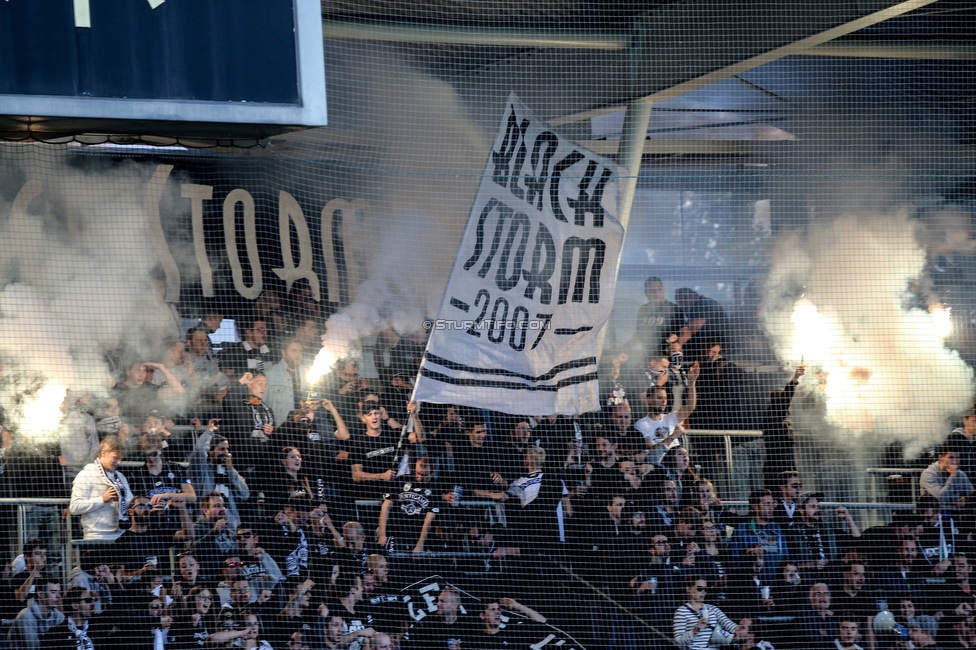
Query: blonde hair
[
  {"left": 99, "top": 436, "right": 121, "bottom": 455},
  {"left": 526, "top": 445, "right": 546, "bottom": 467}
]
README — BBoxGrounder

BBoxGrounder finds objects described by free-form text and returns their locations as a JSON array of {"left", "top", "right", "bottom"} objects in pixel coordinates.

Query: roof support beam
[
  {"left": 322, "top": 21, "right": 629, "bottom": 49},
  {"left": 552, "top": 0, "right": 938, "bottom": 125},
  {"left": 803, "top": 40, "right": 976, "bottom": 59},
  {"left": 323, "top": 1, "right": 941, "bottom": 129}
]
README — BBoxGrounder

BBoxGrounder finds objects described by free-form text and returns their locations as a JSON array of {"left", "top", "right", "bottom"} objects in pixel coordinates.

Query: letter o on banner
[{"left": 223, "top": 188, "right": 262, "bottom": 300}]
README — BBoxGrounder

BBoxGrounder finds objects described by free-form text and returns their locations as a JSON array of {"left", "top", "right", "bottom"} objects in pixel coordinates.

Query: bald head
[{"left": 371, "top": 632, "right": 392, "bottom": 650}]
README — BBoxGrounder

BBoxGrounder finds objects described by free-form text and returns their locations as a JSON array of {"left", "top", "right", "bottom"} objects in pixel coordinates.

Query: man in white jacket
[
  {"left": 69, "top": 436, "right": 134, "bottom": 541},
  {"left": 264, "top": 338, "right": 306, "bottom": 426}
]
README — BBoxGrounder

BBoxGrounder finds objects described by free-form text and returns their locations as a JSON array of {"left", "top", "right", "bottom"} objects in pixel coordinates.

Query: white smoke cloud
[
  {"left": 0, "top": 145, "right": 184, "bottom": 436},
  {"left": 308, "top": 43, "right": 490, "bottom": 380},
  {"left": 762, "top": 209, "right": 974, "bottom": 457}
]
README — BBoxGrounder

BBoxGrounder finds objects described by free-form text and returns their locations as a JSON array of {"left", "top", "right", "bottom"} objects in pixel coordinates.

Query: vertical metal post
[
  {"left": 597, "top": 98, "right": 652, "bottom": 360},
  {"left": 616, "top": 98, "right": 653, "bottom": 232},
  {"left": 16, "top": 504, "right": 24, "bottom": 553},
  {"left": 725, "top": 435, "right": 734, "bottom": 483},
  {"left": 64, "top": 510, "right": 72, "bottom": 586}
]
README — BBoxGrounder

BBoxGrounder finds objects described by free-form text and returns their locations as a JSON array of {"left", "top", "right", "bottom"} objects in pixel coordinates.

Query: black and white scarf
[
  {"left": 94, "top": 460, "right": 131, "bottom": 523},
  {"left": 66, "top": 617, "right": 93, "bottom": 650}
]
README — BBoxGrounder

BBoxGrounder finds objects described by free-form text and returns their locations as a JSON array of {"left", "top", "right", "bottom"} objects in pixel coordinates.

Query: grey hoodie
[{"left": 8, "top": 598, "right": 65, "bottom": 650}]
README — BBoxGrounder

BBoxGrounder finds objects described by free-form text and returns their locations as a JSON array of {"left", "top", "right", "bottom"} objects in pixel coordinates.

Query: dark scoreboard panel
[{"left": 0, "top": 0, "right": 326, "bottom": 136}]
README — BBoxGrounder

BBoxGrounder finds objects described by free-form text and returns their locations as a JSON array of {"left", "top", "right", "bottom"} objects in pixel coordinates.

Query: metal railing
[
  {"left": 720, "top": 500, "right": 915, "bottom": 511},
  {"left": 1, "top": 498, "right": 72, "bottom": 586},
  {"left": 680, "top": 428, "right": 763, "bottom": 479},
  {"left": 355, "top": 498, "right": 508, "bottom": 526},
  {"left": 0, "top": 498, "right": 181, "bottom": 586},
  {"left": 866, "top": 467, "right": 925, "bottom": 505}
]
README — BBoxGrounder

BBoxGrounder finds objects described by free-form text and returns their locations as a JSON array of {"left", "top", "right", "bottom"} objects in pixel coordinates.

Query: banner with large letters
[
  {"left": 398, "top": 575, "right": 586, "bottom": 649},
  {"left": 414, "top": 94, "right": 624, "bottom": 415}
]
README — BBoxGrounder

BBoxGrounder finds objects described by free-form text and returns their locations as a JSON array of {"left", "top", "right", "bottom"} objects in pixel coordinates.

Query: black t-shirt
[
  {"left": 346, "top": 426, "right": 399, "bottom": 498},
  {"left": 470, "top": 620, "right": 537, "bottom": 650},
  {"left": 857, "top": 525, "right": 904, "bottom": 569},
  {"left": 127, "top": 462, "right": 192, "bottom": 529},
  {"left": 220, "top": 390, "right": 275, "bottom": 466},
  {"left": 926, "top": 581, "right": 976, "bottom": 617},
  {"left": 43, "top": 617, "right": 114, "bottom": 650},
  {"left": 173, "top": 613, "right": 212, "bottom": 649},
  {"left": 831, "top": 589, "right": 878, "bottom": 623},
  {"left": 496, "top": 444, "right": 529, "bottom": 485},
  {"left": 335, "top": 544, "right": 381, "bottom": 575},
  {"left": 259, "top": 467, "right": 316, "bottom": 515},
  {"left": 406, "top": 617, "right": 475, "bottom": 650},
  {"left": 366, "top": 589, "right": 405, "bottom": 633},
  {"left": 678, "top": 295, "right": 730, "bottom": 359},
  {"left": 308, "top": 532, "right": 339, "bottom": 585},
  {"left": 115, "top": 525, "right": 177, "bottom": 570},
  {"left": 383, "top": 478, "right": 442, "bottom": 547},
  {"left": 192, "top": 518, "right": 238, "bottom": 582},
  {"left": 327, "top": 602, "right": 374, "bottom": 650},
  {"left": 453, "top": 443, "right": 502, "bottom": 496},
  {"left": 278, "top": 419, "right": 350, "bottom": 517},
  {"left": 272, "top": 611, "right": 319, "bottom": 650},
  {"left": 588, "top": 462, "right": 620, "bottom": 500},
  {"left": 919, "top": 517, "right": 960, "bottom": 565},
  {"left": 266, "top": 525, "right": 310, "bottom": 578},
  {"left": 502, "top": 470, "right": 564, "bottom": 551},
  {"left": 0, "top": 572, "right": 33, "bottom": 620},
  {"left": 128, "top": 462, "right": 191, "bottom": 500}
]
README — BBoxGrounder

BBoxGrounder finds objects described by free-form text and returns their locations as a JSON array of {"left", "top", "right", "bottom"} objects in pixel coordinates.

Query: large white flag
[{"left": 413, "top": 94, "right": 625, "bottom": 415}]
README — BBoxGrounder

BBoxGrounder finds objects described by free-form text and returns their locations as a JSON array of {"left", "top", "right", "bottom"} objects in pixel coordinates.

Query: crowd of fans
[{"left": 0, "top": 280, "right": 974, "bottom": 650}]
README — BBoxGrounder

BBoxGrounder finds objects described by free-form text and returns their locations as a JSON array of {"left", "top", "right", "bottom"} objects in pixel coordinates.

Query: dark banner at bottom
[{"left": 391, "top": 574, "right": 585, "bottom": 649}]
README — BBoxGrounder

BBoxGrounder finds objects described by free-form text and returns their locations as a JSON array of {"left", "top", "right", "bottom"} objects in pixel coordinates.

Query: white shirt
[{"left": 635, "top": 412, "right": 680, "bottom": 465}]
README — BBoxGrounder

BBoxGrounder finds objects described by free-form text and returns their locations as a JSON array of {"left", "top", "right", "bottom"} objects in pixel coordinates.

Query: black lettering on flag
[
  {"left": 475, "top": 201, "right": 516, "bottom": 279},
  {"left": 567, "top": 160, "right": 612, "bottom": 227},
  {"left": 558, "top": 237, "right": 606, "bottom": 305},
  {"left": 549, "top": 151, "right": 585, "bottom": 223},
  {"left": 524, "top": 131, "right": 558, "bottom": 211},
  {"left": 522, "top": 223, "right": 557, "bottom": 305},
  {"left": 492, "top": 109, "right": 528, "bottom": 190},
  {"left": 495, "top": 211, "right": 531, "bottom": 292},
  {"left": 463, "top": 198, "right": 513, "bottom": 277},
  {"left": 465, "top": 289, "right": 491, "bottom": 337},
  {"left": 450, "top": 297, "right": 470, "bottom": 312},
  {"left": 508, "top": 118, "right": 531, "bottom": 201},
  {"left": 555, "top": 326, "right": 594, "bottom": 335}
]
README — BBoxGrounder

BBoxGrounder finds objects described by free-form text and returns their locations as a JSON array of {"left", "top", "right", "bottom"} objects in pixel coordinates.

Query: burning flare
[
  {"left": 931, "top": 305, "right": 952, "bottom": 339},
  {"left": 22, "top": 382, "right": 67, "bottom": 435},
  {"left": 788, "top": 297, "right": 878, "bottom": 431},
  {"left": 308, "top": 347, "right": 338, "bottom": 387},
  {"left": 789, "top": 297, "right": 834, "bottom": 363}
]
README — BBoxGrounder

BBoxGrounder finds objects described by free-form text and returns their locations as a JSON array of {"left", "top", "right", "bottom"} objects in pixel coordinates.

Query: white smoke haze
[
  {"left": 0, "top": 145, "right": 186, "bottom": 437},
  {"left": 0, "top": 284, "right": 74, "bottom": 434},
  {"left": 762, "top": 209, "right": 974, "bottom": 458},
  {"left": 754, "top": 89, "right": 976, "bottom": 492},
  {"left": 308, "top": 43, "right": 489, "bottom": 382}
]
